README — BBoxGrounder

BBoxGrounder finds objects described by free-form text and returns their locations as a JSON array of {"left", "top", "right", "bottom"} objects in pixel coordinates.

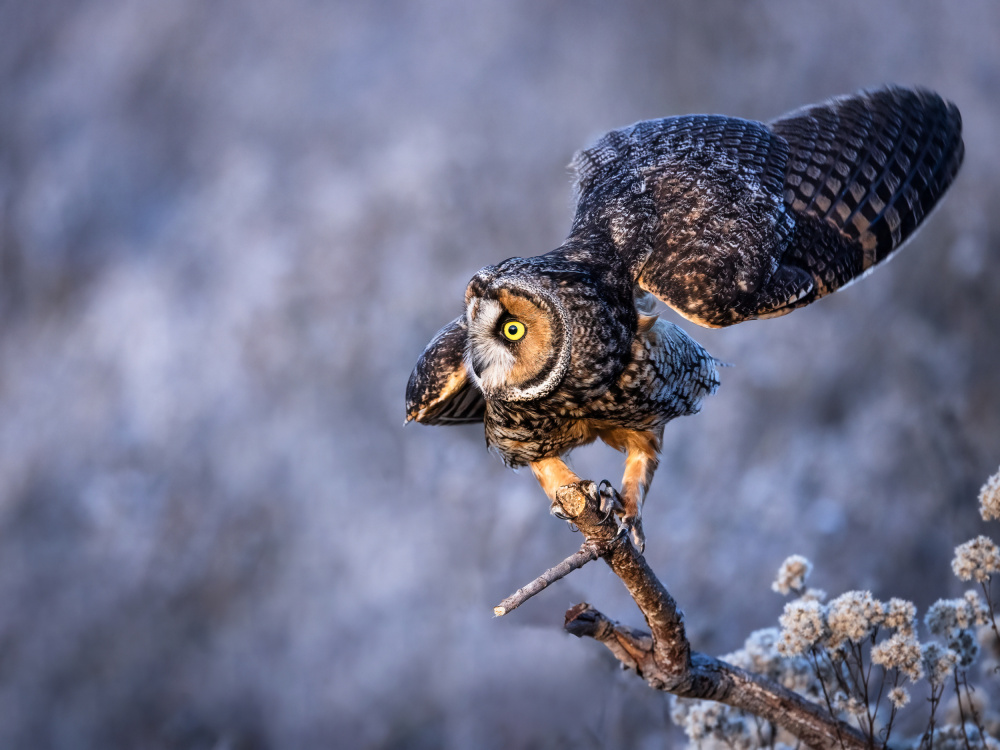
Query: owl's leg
[
  {"left": 529, "top": 456, "right": 580, "bottom": 500},
  {"left": 599, "top": 427, "right": 662, "bottom": 552},
  {"left": 530, "top": 456, "right": 582, "bottom": 518},
  {"left": 530, "top": 456, "right": 617, "bottom": 520}
]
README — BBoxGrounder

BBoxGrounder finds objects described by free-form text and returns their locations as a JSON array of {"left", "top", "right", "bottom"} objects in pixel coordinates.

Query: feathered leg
[
  {"left": 530, "top": 456, "right": 581, "bottom": 502},
  {"left": 529, "top": 456, "right": 620, "bottom": 521},
  {"left": 599, "top": 427, "right": 663, "bottom": 552}
]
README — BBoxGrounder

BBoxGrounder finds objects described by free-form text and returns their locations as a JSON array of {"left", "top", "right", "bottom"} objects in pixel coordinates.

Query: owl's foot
[
  {"left": 593, "top": 480, "right": 644, "bottom": 552},
  {"left": 620, "top": 514, "right": 646, "bottom": 554},
  {"left": 597, "top": 480, "right": 622, "bottom": 521},
  {"left": 551, "top": 480, "right": 599, "bottom": 520},
  {"left": 551, "top": 481, "right": 640, "bottom": 550}
]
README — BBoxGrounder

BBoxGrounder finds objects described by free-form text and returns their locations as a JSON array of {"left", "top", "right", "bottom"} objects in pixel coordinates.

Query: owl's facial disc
[{"left": 464, "top": 284, "right": 568, "bottom": 401}]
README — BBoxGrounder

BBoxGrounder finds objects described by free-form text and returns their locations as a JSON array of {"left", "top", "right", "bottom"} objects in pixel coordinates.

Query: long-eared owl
[{"left": 406, "top": 86, "right": 964, "bottom": 551}]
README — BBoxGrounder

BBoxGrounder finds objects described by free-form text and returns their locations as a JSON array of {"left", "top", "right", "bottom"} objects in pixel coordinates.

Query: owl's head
[{"left": 463, "top": 260, "right": 571, "bottom": 402}]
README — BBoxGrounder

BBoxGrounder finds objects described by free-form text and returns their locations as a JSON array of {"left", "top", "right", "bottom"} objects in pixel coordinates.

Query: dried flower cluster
[
  {"left": 980, "top": 465, "right": 1000, "bottom": 522},
  {"left": 925, "top": 591, "right": 990, "bottom": 637},
  {"left": 953, "top": 535, "right": 1000, "bottom": 583},
  {"left": 871, "top": 632, "right": 923, "bottom": 680},
  {"left": 673, "top": 468, "right": 1000, "bottom": 750},
  {"left": 827, "top": 590, "right": 885, "bottom": 648},
  {"left": 920, "top": 641, "right": 959, "bottom": 689},
  {"left": 771, "top": 554, "right": 813, "bottom": 595},
  {"left": 777, "top": 599, "right": 828, "bottom": 656},
  {"left": 888, "top": 686, "right": 910, "bottom": 709},
  {"left": 884, "top": 597, "right": 918, "bottom": 635}
]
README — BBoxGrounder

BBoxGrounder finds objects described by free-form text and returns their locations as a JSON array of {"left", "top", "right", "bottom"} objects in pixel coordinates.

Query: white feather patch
[{"left": 464, "top": 297, "right": 515, "bottom": 395}]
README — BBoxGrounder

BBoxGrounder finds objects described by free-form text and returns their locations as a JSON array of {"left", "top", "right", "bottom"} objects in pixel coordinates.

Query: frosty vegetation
[{"left": 671, "top": 465, "right": 1000, "bottom": 749}]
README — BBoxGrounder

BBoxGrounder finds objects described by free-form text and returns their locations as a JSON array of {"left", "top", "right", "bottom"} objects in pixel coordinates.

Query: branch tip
[{"left": 493, "top": 543, "right": 600, "bottom": 616}]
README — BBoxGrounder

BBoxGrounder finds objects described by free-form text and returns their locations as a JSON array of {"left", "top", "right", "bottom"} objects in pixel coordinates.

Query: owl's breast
[
  {"left": 481, "top": 318, "right": 720, "bottom": 466},
  {"left": 483, "top": 398, "right": 591, "bottom": 467}
]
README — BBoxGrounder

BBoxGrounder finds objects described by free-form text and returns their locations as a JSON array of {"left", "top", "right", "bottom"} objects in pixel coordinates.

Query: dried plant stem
[
  {"left": 881, "top": 671, "right": 901, "bottom": 748},
  {"left": 810, "top": 649, "right": 850, "bottom": 750},
  {"left": 979, "top": 580, "right": 1000, "bottom": 646},
  {"left": 858, "top": 638, "right": 876, "bottom": 743},
  {"left": 921, "top": 682, "right": 945, "bottom": 750},
  {"left": 954, "top": 669, "right": 973, "bottom": 750},
  {"left": 502, "top": 481, "right": 871, "bottom": 750},
  {"left": 830, "top": 650, "right": 853, "bottom": 699},
  {"left": 960, "top": 670, "right": 988, "bottom": 745}
]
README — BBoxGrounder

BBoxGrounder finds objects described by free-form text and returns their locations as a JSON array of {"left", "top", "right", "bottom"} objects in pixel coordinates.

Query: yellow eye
[{"left": 502, "top": 320, "right": 526, "bottom": 341}]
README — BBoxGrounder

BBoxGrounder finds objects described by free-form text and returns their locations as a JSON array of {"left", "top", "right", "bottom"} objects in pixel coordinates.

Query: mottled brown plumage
[{"left": 406, "top": 86, "right": 964, "bottom": 551}]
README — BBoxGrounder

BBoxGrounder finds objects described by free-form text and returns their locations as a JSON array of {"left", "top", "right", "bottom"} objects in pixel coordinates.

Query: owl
[{"left": 406, "top": 86, "right": 964, "bottom": 552}]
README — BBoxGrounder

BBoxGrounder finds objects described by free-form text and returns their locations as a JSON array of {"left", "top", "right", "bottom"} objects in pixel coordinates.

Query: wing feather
[
  {"left": 405, "top": 317, "right": 486, "bottom": 425},
  {"left": 569, "top": 86, "right": 963, "bottom": 328},
  {"left": 770, "top": 86, "right": 963, "bottom": 304}
]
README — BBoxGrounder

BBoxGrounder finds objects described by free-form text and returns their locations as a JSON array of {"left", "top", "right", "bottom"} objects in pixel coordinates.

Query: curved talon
[
  {"left": 550, "top": 502, "right": 570, "bottom": 520},
  {"left": 596, "top": 480, "right": 622, "bottom": 521}
]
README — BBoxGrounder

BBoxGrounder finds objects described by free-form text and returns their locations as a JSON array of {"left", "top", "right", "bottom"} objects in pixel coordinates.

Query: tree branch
[
  {"left": 503, "top": 482, "right": 870, "bottom": 750},
  {"left": 494, "top": 543, "right": 600, "bottom": 616}
]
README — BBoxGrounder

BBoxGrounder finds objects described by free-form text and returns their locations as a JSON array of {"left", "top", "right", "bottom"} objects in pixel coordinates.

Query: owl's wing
[
  {"left": 569, "top": 86, "right": 964, "bottom": 328},
  {"left": 406, "top": 316, "right": 486, "bottom": 425}
]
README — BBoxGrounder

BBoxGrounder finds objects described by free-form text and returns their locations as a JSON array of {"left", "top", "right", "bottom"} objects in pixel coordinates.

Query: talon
[
  {"left": 550, "top": 502, "right": 570, "bottom": 520},
  {"left": 597, "top": 480, "right": 622, "bottom": 520}
]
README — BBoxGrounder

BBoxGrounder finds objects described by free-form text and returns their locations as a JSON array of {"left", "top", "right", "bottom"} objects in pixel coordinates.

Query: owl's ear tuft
[{"left": 406, "top": 317, "right": 487, "bottom": 425}]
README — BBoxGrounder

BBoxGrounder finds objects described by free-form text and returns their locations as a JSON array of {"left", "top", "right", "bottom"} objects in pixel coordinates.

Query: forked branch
[{"left": 497, "top": 482, "right": 868, "bottom": 750}]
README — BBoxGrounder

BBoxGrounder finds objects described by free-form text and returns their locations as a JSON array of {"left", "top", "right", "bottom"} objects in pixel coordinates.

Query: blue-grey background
[{"left": 1, "top": 1, "right": 998, "bottom": 748}]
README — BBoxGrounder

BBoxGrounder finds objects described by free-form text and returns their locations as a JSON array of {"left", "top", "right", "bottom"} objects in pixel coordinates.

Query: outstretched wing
[
  {"left": 569, "top": 86, "right": 964, "bottom": 328},
  {"left": 406, "top": 317, "right": 486, "bottom": 425}
]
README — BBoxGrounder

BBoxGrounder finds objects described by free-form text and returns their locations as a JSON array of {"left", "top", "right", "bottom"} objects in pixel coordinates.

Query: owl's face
[{"left": 463, "top": 262, "right": 570, "bottom": 402}]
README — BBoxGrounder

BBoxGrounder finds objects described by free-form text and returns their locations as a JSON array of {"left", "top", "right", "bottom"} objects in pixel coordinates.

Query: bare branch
[
  {"left": 519, "top": 481, "right": 872, "bottom": 750},
  {"left": 494, "top": 543, "right": 600, "bottom": 616},
  {"left": 565, "top": 603, "right": 867, "bottom": 750}
]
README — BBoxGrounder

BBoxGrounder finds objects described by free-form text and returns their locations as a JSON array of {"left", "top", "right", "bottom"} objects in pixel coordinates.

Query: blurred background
[{"left": 0, "top": 1, "right": 998, "bottom": 747}]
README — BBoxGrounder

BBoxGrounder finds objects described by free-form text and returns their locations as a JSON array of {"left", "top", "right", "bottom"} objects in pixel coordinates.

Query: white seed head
[
  {"left": 883, "top": 598, "right": 917, "bottom": 635},
  {"left": 888, "top": 687, "right": 910, "bottom": 709},
  {"left": 952, "top": 535, "right": 1000, "bottom": 583},
  {"left": 826, "top": 591, "right": 885, "bottom": 649},
  {"left": 926, "top": 592, "right": 990, "bottom": 637},
  {"left": 871, "top": 632, "right": 923, "bottom": 681},
  {"left": 772, "top": 554, "right": 813, "bottom": 595},
  {"left": 921, "top": 642, "right": 959, "bottom": 688},
  {"left": 845, "top": 696, "right": 867, "bottom": 717},
  {"left": 980, "top": 466, "right": 1000, "bottom": 522},
  {"left": 778, "top": 599, "right": 828, "bottom": 656}
]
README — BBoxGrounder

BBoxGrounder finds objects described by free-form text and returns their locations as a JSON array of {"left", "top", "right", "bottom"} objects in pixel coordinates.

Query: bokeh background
[{"left": 1, "top": 1, "right": 998, "bottom": 748}]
